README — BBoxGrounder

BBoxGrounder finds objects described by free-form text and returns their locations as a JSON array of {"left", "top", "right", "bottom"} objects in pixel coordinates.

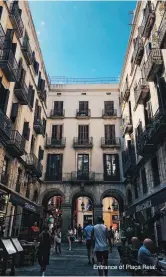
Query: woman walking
[
  {"left": 54, "top": 228, "right": 61, "bottom": 254},
  {"left": 67, "top": 225, "right": 74, "bottom": 250},
  {"left": 38, "top": 226, "right": 51, "bottom": 276}
]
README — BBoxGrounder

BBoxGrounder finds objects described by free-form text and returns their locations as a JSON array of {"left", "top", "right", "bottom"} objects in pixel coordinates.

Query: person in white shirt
[
  {"left": 54, "top": 228, "right": 61, "bottom": 254},
  {"left": 67, "top": 226, "right": 74, "bottom": 250}
]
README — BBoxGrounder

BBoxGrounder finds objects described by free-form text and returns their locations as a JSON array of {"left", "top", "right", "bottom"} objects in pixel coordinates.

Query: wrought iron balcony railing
[
  {"left": 9, "top": 2, "right": 24, "bottom": 38},
  {"left": 102, "top": 109, "right": 117, "bottom": 118},
  {"left": 0, "top": 49, "right": 19, "bottom": 82},
  {"left": 25, "top": 153, "right": 43, "bottom": 177},
  {"left": 0, "top": 24, "right": 5, "bottom": 50},
  {"left": 76, "top": 109, "right": 91, "bottom": 118},
  {"left": 101, "top": 137, "right": 121, "bottom": 148},
  {"left": 71, "top": 171, "right": 95, "bottom": 181},
  {"left": 33, "top": 117, "right": 45, "bottom": 135},
  {"left": 134, "top": 78, "right": 150, "bottom": 106},
  {"left": 158, "top": 12, "right": 166, "bottom": 49},
  {"left": 0, "top": 109, "right": 12, "bottom": 142},
  {"left": 143, "top": 49, "right": 163, "bottom": 82},
  {"left": 139, "top": 2, "right": 155, "bottom": 38},
  {"left": 14, "top": 81, "right": 29, "bottom": 105},
  {"left": 132, "top": 37, "right": 144, "bottom": 65},
  {"left": 45, "top": 137, "right": 66, "bottom": 148},
  {"left": 21, "top": 37, "right": 33, "bottom": 65},
  {"left": 122, "top": 82, "right": 130, "bottom": 102},
  {"left": 6, "top": 130, "right": 26, "bottom": 157},
  {"left": 123, "top": 116, "right": 133, "bottom": 136},
  {"left": 45, "top": 173, "right": 71, "bottom": 182},
  {"left": 50, "top": 109, "right": 65, "bottom": 118},
  {"left": 73, "top": 137, "right": 93, "bottom": 148},
  {"left": 39, "top": 89, "right": 46, "bottom": 102},
  {"left": 122, "top": 146, "right": 136, "bottom": 176}
]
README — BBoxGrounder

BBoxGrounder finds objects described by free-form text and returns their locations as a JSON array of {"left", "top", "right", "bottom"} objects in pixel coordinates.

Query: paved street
[{"left": 16, "top": 242, "right": 130, "bottom": 276}]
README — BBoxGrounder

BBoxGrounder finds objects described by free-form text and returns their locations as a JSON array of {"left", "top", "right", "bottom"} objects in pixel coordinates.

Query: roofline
[{"left": 119, "top": 1, "right": 142, "bottom": 87}]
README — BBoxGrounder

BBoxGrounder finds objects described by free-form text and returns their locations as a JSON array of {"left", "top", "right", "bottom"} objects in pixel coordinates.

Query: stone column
[
  {"left": 93, "top": 204, "right": 103, "bottom": 224},
  {"left": 61, "top": 203, "right": 72, "bottom": 241}
]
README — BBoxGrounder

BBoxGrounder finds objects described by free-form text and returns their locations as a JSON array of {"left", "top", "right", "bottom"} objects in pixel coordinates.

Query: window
[
  {"left": 38, "top": 146, "right": 44, "bottom": 161},
  {"left": 79, "top": 101, "right": 88, "bottom": 111},
  {"left": 34, "top": 100, "right": 41, "bottom": 119},
  {"left": 52, "top": 125, "right": 62, "bottom": 139},
  {"left": 46, "top": 154, "right": 63, "bottom": 181},
  {"left": 54, "top": 101, "right": 63, "bottom": 111},
  {"left": 144, "top": 101, "right": 152, "bottom": 126},
  {"left": 30, "top": 135, "right": 35, "bottom": 153},
  {"left": 105, "top": 125, "right": 115, "bottom": 139},
  {"left": 78, "top": 125, "right": 89, "bottom": 142},
  {"left": 151, "top": 156, "right": 160, "bottom": 187},
  {"left": 28, "top": 85, "right": 35, "bottom": 108},
  {"left": 141, "top": 168, "right": 148, "bottom": 194},
  {"left": 77, "top": 154, "right": 89, "bottom": 180},
  {"left": 103, "top": 154, "right": 120, "bottom": 181},
  {"left": 104, "top": 101, "right": 114, "bottom": 115},
  {"left": 22, "top": 122, "right": 30, "bottom": 140},
  {"left": 10, "top": 103, "right": 19, "bottom": 122},
  {"left": 0, "top": 82, "right": 9, "bottom": 113}
]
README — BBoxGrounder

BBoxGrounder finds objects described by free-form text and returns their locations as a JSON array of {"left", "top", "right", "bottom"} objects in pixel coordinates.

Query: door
[
  {"left": 78, "top": 125, "right": 89, "bottom": 144},
  {"left": 46, "top": 154, "right": 63, "bottom": 181},
  {"left": 54, "top": 101, "right": 63, "bottom": 116},
  {"left": 52, "top": 125, "right": 62, "bottom": 145},
  {"left": 103, "top": 154, "right": 120, "bottom": 181},
  {"left": 79, "top": 101, "right": 88, "bottom": 115},
  {"left": 104, "top": 125, "right": 115, "bottom": 144},
  {"left": 77, "top": 154, "right": 89, "bottom": 180},
  {"left": 104, "top": 101, "right": 114, "bottom": 115}
]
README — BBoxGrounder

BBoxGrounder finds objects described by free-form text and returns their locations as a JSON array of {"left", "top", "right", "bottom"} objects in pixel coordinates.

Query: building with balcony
[
  {"left": 120, "top": 0, "right": 166, "bottom": 244},
  {"left": 0, "top": 0, "right": 48, "bottom": 237}
]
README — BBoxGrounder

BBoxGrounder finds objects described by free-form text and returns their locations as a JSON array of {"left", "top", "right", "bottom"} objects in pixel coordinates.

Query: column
[
  {"left": 61, "top": 203, "right": 72, "bottom": 241},
  {"left": 93, "top": 204, "right": 103, "bottom": 224}
]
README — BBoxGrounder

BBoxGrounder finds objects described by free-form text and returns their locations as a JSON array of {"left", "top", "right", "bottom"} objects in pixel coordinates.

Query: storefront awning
[{"left": 126, "top": 186, "right": 166, "bottom": 216}]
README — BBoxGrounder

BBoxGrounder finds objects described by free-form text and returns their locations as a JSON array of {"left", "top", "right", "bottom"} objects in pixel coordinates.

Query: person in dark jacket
[{"left": 38, "top": 226, "right": 51, "bottom": 276}]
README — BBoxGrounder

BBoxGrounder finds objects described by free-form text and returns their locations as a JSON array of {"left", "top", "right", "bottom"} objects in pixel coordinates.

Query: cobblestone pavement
[{"left": 16, "top": 243, "right": 130, "bottom": 276}]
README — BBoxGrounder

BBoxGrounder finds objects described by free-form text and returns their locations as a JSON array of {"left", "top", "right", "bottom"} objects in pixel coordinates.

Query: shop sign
[
  {"left": 24, "top": 202, "right": 36, "bottom": 212},
  {"left": 136, "top": 200, "right": 152, "bottom": 212}
]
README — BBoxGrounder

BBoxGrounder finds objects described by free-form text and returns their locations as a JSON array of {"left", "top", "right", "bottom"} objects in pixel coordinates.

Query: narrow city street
[{"left": 16, "top": 242, "right": 129, "bottom": 276}]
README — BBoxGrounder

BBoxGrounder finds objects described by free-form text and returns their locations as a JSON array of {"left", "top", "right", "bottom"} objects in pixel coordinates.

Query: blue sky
[{"left": 29, "top": 1, "right": 136, "bottom": 79}]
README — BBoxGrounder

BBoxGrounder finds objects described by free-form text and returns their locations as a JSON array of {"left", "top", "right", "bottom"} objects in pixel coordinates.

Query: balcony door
[
  {"left": 46, "top": 154, "right": 63, "bottom": 181},
  {"left": 52, "top": 125, "right": 62, "bottom": 144},
  {"left": 77, "top": 154, "right": 89, "bottom": 180},
  {"left": 105, "top": 125, "right": 115, "bottom": 144},
  {"left": 104, "top": 101, "right": 114, "bottom": 115},
  {"left": 79, "top": 101, "right": 88, "bottom": 115},
  {"left": 103, "top": 154, "right": 120, "bottom": 181},
  {"left": 78, "top": 125, "right": 89, "bottom": 144},
  {"left": 54, "top": 101, "right": 63, "bottom": 115}
]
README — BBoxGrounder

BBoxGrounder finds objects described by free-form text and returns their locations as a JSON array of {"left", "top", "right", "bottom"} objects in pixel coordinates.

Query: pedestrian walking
[
  {"left": 54, "top": 228, "right": 61, "bottom": 254},
  {"left": 109, "top": 225, "right": 115, "bottom": 250},
  {"left": 92, "top": 216, "right": 112, "bottom": 276},
  {"left": 77, "top": 224, "right": 82, "bottom": 243},
  {"left": 84, "top": 220, "right": 94, "bottom": 264},
  {"left": 67, "top": 225, "right": 74, "bottom": 250},
  {"left": 38, "top": 226, "right": 51, "bottom": 276},
  {"left": 115, "top": 230, "right": 119, "bottom": 242}
]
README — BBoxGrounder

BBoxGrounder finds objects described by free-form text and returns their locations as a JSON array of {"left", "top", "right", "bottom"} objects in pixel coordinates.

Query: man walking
[
  {"left": 84, "top": 220, "right": 94, "bottom": 264},
  {"left": 92, "top": 216, "right": 112, "bottom": 276},
  {"left": 109, "top": 226, "right": 115, "bottom": 249}
]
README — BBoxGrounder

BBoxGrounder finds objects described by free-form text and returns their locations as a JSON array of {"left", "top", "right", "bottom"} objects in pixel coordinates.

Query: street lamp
[
  {"left": 81, "top": 201, "right": 85, "bottom": 212},
  {"left": 112, "top": 200, "right": 119, "bottom": 211}
]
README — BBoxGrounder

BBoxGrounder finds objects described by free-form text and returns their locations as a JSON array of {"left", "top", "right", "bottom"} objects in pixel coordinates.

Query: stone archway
[
  {"left": 100, "top": 189, "right": 125, "bottom": 214},
  {"left": 69, "top": 187, "right": 97, "bottom": 205},
  {"left": 38, "top": 188, "right": 65, "bottom": 207}
]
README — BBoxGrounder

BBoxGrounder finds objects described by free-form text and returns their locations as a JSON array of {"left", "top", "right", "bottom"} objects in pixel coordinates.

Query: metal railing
[
  {"left": 7, "top": 130, "right": 25, "bottom": 151},
  {"left": 0, "top": 109, "right": 12, "bottom": 140},
  {"left": 9, "top": 2, "right": 24, "bottom": 38},
  {"left": 102, "top": 109, "right": 117, "bottom": 117},
  {"left": 122, "top": 81, "right": 130, "bottom": 101},
  {"left": 101, "top": 137, "right": 120, "bottom": 147},
  {"left": 158, "top": 11, "right": 166, "bottom": 47},
  {"left": 45, "top": 173, "right": 71, "bottom": 182},
  {"left": 143, "top": 49, "right": 163, "bottom": 81},
  {"left": 50, "top": 76, "right": 120, "bottom": 85},
  {"left": 73, "top": 137, "right": 93, "bottom": 146},
  {"left": 132, "top": 37, "right": 144, "bottom": 64},
  {"left": 22, "top": 37, "right": 33, "bottom": 63},
  {"left": 14, "top": 80, "right": 29, "bottom": 102},
  {"left": 0, "top": 49, "right": 19, "bottom": 81},
  {"left": 71, "top": 171, "right": 95, "bottom": 181},
  {"left": 39, "top": 89, "right": 46, "bottom": 101},
  {"left": 122, "top": 146, "right": 136, "bottom": 174},
  {"left": 134, "top": 78, "right": 149, "bottom": 104},
  {"left": 25, "top": 153, "right": 43, "bottom": 174},
  {"left": 0, "top": 24, "right": 5, "bottom": 49},
  {"left": 33, "top": 117, "right": 44, "bottom": 133},
  {"left": 139, "top": 2, "right": 155, "bottom": 37},
  {"left": 45, "top": 137, "right": 66, "bottom": 147},
  {"left": 76, "top": 109, "right": 91, "bottom": 117},
  {"left": 50, "top": 109, "right": 65, "bottom": 117}
]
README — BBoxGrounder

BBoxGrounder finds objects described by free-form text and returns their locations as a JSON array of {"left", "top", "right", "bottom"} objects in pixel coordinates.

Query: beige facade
[{"left": 120, "top": 1, "right": 166, "bottom": 243}]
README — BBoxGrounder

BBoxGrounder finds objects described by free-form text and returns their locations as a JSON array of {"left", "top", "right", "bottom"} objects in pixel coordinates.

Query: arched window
[{"left": 127, "top": 189, "right": 132, "bottom": 206}]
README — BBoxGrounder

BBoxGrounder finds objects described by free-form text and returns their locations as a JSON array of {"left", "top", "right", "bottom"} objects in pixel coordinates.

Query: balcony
[
  {"left": 139, "top": 2, "right": 155, "bottom": 38},
  {"left": 50, "top": 109, "right": 65, "bottom": 119},
  {"left": 25, "top": 153, "right": 43, "bottom": 177},
  {"left": 33, "top": 118, "right": 44, "bottom": 135},
  {"left": 134, "top": 78, "right": 150, "bottom": 107},
  {"left": 9, "top": 3, "right": 24, "bottom": 38},
  {"left": 0, "top": 24, "right": 5, "bottom": 49},
  {"left": 122, "top": 82, "right": 130, "bottom": 102},
  {"left": 0, "top": 109, "right": 12, "bottom": 143},
  {"left": 132, "top": 37, "right": 144, "bottom": 65},
  {"left": 136, "top": 108, "right": 166, "bottom": 156},
  {"left": 14, "top": 81, "right": 29, "bottom": 105},
  {"left": 102, "top": 109, "right": 117, "bottom": 118},
  {"left": 123, "top": 116, "right": 133, "bottom": 136},
  {"left": 6, "top": 130, "right": 25, "bottom": 157},
  {"left": 143, "top": 49, "right": 163, "bottom": 82},
  {"left": 0, "top": 49, "right": 19, "bottom": 82},
  {"left": 21, "top": 38, "right": 33, "bottom": 66},
  {"left": 39, "top": 89, "right": 46, "bottom": 102},
  {"left": 76, "top": 109, "right": 91, "bottom": 119},
  {"left": 73, "top": 137, "right": 93, "bottom": 149},
  {"left": 101, "top": 137, "right": 120, "bottom": 148},
  {"left": 158, "top": 12, "right": 166, "bottom": 49},
  {"left": 71, "top": 171, "right": 95, "bottom": 182},
  {"left": 45, "top": 137, "right": 66, "bottom": 148},
  {"left": 45, "top": 173, "right": 71, "bottom": 182},
  {"left": 122, "top": 146, "right": 136, "bottom": 177}
]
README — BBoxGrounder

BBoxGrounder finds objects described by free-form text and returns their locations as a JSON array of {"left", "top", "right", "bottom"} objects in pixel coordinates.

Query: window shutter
[
  {"left": 38, "top": 146, "right": 44, "bottom": 160},
  {"left": 3, "top": 89, "right": 9, "bottom": 114},
  {"left": 10, "top": 103, "right": 19, "bottom": 122},
  {"left": 23, "top": 122, "right": 30, "bottom": 140},
  {"left": 115, "top": 154, "right": 120, "bottom": 180},
  {"left": 0, "top": 6, "right": 3, "bottom": 20},
  {"left": 103, "top": 154, "right": 107, "bottom": 176},
  {"left": 43, "top": 118, "right": 46, "bottom": 134},
  {"left": 20, "top": 68, "right": 26, "bottom": 84},
  {"left": 41, "top": 79, "right": 45, "bottom": 92},
  {"left": 46, "top": 154, "right": 51, "bottom": 175},
  {"left": 28, "top": 86, "right": 35, "bottom": 108},
  {"left": 34, "top": 100, "right": 38, "bottom": 118},
  {"left": 34, "top": 61, "right": 39, "bottom": 75},
  {"left": 4, "top": 29, "right": 14, "bottom": 49},
  {"left": 38, "top": 106, "right": 41, "bottom": 119},
  {"left": 12, "top": 43, "right": 17, "bottom": 55},
  {"left": 38, "top": 71, "right": 41, "bottom": 89},
  {"left": 59, "top": 154, "right": 63, "bottom": 173}
]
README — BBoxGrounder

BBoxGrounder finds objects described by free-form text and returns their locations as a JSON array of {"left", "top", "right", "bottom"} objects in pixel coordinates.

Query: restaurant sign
[
  {"left": 24, "top": 202, "right": 36, "bottom": 212},
  {"left": 10, "top": 193, "right": 42, "bottom": 214},
  {"left": 136, "top": 200, "right": 152, "bottom": 212}
]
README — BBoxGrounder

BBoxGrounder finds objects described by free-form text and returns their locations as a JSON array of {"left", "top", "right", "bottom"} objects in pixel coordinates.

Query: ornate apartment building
[
  {"left": 0, "top": 0, "right": 49, "bottom": 235},
  {"left": 39, "top": 79, "right": 125, "bottom": 234},
  {"left": 120, "top": 1, "right": 166, "bottom": 244}
]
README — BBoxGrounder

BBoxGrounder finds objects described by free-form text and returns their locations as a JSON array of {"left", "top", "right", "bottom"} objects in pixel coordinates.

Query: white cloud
[{"left": 40, "top": 21, "right": 45, "bottom": 26}]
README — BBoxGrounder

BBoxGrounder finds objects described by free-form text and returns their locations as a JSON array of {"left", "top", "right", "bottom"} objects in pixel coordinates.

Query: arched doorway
[
  {"left": 102, "top": 197, "right": 120, "bottom": 230},
  {"left": 73, "top": 196, "right": 93, "bottom": 228}
]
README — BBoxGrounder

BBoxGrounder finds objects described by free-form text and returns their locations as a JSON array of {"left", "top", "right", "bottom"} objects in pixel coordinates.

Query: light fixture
[
  {"left": 108, "top": 206, "right": 111, "bottom": 211},
  {"left": 81, "top": 201, "right": 85, "bottom": 212}
]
